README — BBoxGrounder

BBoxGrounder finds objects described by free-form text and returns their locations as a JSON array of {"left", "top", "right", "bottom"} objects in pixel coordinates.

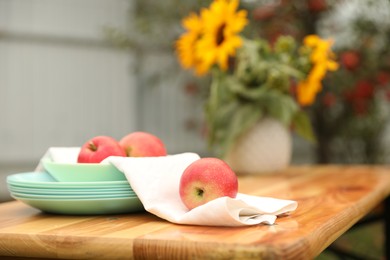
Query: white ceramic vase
[{"left": 224, "top": 117, "right": 292, "bottom": 175}]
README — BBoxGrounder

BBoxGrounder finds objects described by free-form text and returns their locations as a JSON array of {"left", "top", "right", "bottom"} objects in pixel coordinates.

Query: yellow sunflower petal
[
  {"left": 195, "top": 0, "right": 248, "bottom": 73},
  {"left": 182, "top": 13, "right": 202, "bottom": 32},
  {"left": 327, "top": 60, "right": 339, "bottom": 71},
  {"left": 297, "top": 35, "right": 339, "bottom": 106},
  {"left": 175, "top": 12, "right": 205, "bottom": 73}
]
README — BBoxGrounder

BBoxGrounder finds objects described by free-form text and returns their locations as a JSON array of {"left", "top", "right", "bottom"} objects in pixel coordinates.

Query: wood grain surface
[{"left": 1, "top": 165, "right": 390, "bottom": 260}]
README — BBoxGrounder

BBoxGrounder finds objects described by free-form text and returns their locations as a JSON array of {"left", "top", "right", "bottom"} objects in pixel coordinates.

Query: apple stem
[
  {"left": 88, "top": 142, "right": 98, "bottom": 151},
  {"left": 125, "top": 147, "right": 132, "bottom": 157}
]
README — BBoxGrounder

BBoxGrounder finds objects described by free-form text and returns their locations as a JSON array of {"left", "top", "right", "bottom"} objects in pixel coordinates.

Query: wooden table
[{"left": 1, "top": 165, "right": 390, "bottom": 259}]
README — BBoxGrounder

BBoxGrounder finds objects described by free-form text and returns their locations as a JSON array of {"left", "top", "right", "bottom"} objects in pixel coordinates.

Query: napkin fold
[
  {"left": 105, "top": 153, "right": 297, "bottom": 226},
  {"left": 37, "top": 148, "right": 298, "bottom": 226},
  {"left": 39, "top": 147, "right": 81, "bottom": 163},
  {"left": 35, "top": 147, "right": 83, "bottom": 172}
]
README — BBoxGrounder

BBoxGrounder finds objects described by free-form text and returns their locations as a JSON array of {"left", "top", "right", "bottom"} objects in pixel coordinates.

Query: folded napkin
[
  {"left": 35, "top": 147, "right": 111, "bottom": 171},
  {"left": 39, "top": 147, "right": 81, "bottom": 163},
  {"left": 35, "top": 147, "right": 82, "bottom": 172},
  {"left": 105, "top": 153, "right": 297, "bottom": 226}
]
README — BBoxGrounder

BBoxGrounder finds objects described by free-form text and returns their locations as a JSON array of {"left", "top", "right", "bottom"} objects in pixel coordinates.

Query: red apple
[
  {"left": 179, "top": 158, "right": 238, "bottom": 210},
  {"left": 77, "top": 136, "right": 126, "bottom": 163},
  {"left": 119, "top": 131, "right": 167, "bottom": 157}
]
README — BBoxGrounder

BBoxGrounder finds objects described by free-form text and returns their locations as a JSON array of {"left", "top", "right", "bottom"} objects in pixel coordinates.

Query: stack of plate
[{"left": 7, "top": 172, "right": 144, "bottom": 215}]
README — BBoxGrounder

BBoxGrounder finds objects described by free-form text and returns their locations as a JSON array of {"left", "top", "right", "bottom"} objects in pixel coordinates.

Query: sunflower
[
  {"left": 297, "top": 35, "right": 339, "bottom": 106},
  {"left": 196, "top": 0, "right": 248, "bottom": 74},
  {"left": 176, "top": 0, "right": 247, "bottom": 75},
  {"left": 175, "top": 13, "right": 206, "bottom": 75},
  {"left": 196, "top": 0, "right": 248, "bottom": 71}
]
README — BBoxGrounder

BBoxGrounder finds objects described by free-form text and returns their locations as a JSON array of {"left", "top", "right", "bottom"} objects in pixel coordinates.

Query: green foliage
[{"left": 206, "top": 36, "right": 315, "bottom": 157}]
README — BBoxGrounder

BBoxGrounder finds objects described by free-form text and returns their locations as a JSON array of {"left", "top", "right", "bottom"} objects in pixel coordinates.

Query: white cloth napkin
[
  {"left": 37, "top": 148, "right": 298, "bottom": 226},
  {"left": 105, "top": 153, "right": 297, "bottom": 226},
  {"left": 35, "top": 147, "right": 110, "bottom": 171}
]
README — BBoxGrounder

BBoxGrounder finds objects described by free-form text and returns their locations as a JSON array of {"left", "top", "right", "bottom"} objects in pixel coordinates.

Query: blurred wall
[{"left": 0, "top": 0, "right": 138, "bottom": 163}]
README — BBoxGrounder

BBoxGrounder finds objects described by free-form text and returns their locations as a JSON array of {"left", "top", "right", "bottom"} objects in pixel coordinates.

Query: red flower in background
[
  {"left": 375, "top": 71, "right": 390, "bottom": 101},
  {"left": 376, "top": 71, "right": 390, "bottom": 86},
  {"left": 354, "top": 80, "right": 375, "bottom": 99},
  {"left": 345, "top": 80, "right": 375, "bottom": 115},
  {"left": 340, "top": 51, "right": 361, "bottom": 71},
  {"left": 307, "top": 0, "right": 328, "bottom": 12},
  {"left": 352, "top": 100, "right": 370, "bottom": 115},
  {"left": 252, "top": 5, "right": 276, "bottom": 21},
  {"left": 322, "top": 92, "right": 337, "bottom": 107}
]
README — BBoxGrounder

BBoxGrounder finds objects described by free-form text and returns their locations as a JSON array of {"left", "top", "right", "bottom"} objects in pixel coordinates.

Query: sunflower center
[{"left": 216, "top": 24, "right": 226, "bottom": 46}]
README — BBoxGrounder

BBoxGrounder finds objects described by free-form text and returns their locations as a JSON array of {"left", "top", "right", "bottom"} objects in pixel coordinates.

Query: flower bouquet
[{"left": 175, "top": 0, "right": 338, "bottom": 168}]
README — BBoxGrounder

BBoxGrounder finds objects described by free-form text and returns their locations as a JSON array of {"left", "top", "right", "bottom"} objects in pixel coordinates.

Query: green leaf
[
  {"left": 274, "top": 36, "right": 296, "bottom": 54},
  {"left": 292, "top": 111, "right": 316, "bottom": 143},
  {"left": 260, "top": 91, "right": 299, "bottom": 126},
  {"left": 221, "top": 103, "right": 263, "bottom": 157},
  {"left": 206, "top": 96, "right": 240, "bottom": 148},
  {"left": 227, "top": 78, "right": 268, "bottom": 100}
]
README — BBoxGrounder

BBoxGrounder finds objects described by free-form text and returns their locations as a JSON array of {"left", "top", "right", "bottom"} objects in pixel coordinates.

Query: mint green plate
[
  {"left": 7, "top": 172, "right": 131, "bottom": 189},
  {"left": 10, "top": 191, "right": 137, "bottom": 200},
  {"left": 42, "top": 158, "right": 126, "bottom": 182},
  {"left": 8, "top": 185, "right": 136, "bottom": 196},
  {"left": 12, "top": 195, "right": 144, "bottom": 215}
]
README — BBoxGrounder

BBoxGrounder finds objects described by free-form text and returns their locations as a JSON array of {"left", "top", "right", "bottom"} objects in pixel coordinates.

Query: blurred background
[{"left": 0, "top": 0, "right": 389, "bottom": 258}]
